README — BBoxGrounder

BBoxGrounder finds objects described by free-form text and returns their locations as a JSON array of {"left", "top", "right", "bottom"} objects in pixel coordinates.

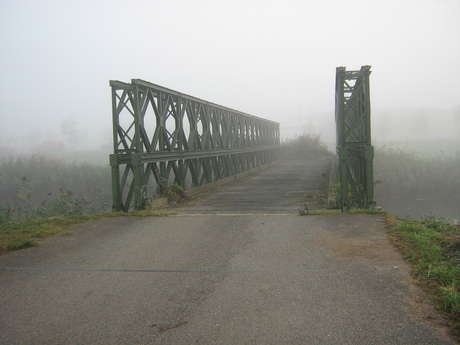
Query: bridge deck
[{"left": 177, "top": 158, "right": 333, "bottom": 214}]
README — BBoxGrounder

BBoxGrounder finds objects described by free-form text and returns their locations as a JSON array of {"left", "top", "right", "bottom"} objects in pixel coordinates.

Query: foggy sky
[{"left": 1, "top": 0, "right": 459, "bottom": 151}]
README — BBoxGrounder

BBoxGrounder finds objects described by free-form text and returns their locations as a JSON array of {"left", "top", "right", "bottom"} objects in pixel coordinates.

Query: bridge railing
[
  {"left": 110, "top": 79, "right": 281, "bottom": 211},
  {"left": 335, "top": 66, "right": 375, "bottom": 212}
]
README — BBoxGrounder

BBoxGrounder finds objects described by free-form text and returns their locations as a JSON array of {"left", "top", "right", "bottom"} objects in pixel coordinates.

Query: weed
[
  {"left": 35, "top": 188, "right": 97, "bottom": 217},
  {"left": 0, "top": 216, "right": 87, "bottom": 255},
  {"left": 348, "top": 208, "right": 386, "bottom": 215},
  {"left": 12, "top": 176, "right": 34, "bottom": 220},
  {"left": 387, "top": 214, "right": 460, "bottom": 333},
  {"left": 374, "top": 147, "right": 460, "bottom": 197},
  {"left": 0, "top": 155, "right": 111, "bottom": 215},
  {"left": 298, "top": 204, "right": 309, "bottom": 215},
  {"left": 162, "top": 184, "right": 187, "bottom": 204},
  {"left": 0, "top": 210, "right": 172, "bottom": 255},
  {"left": 129, "top": 210, "right": 174, "bottom": 217},
  {"left": 0, "top": 202, "right": 11, "bottom": 223},
  {"left": 332, "top": 178, "right": 367, "bottom": 210},
  {"left": 9, "top": 239, "right": 38, "bottom": 250}
]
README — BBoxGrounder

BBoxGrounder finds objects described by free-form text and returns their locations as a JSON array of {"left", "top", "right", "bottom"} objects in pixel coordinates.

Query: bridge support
[
  {"left": 109, "top": 79, "right": 280, "bottom": 211},
  {"left": 335, "top": 66, "right": 375, "bottom": 212}
]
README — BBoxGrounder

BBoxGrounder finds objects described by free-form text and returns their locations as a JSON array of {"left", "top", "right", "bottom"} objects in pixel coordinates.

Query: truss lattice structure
[
  {"left": 335, "top": 66, "right": 375, "bottom": 211},
  {"left": 110, "top": 79, "right": 280, "bottom": 211}
]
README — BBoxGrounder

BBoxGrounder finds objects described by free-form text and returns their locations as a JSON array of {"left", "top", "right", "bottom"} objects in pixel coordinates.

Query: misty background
[
  {"left": 0, "top": 0, "right": 459, "bottom": 220},
  {"left": 1, "top": 0, "right": 459, "bottom": 153}
]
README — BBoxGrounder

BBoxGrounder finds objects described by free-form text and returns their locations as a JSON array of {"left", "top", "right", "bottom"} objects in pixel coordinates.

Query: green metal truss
[
  {"left": 335, "top": 66, "right": 375, "bottom": 212},
  {"left": 110, "top": 79, "right": 281, "bottom": 211}
]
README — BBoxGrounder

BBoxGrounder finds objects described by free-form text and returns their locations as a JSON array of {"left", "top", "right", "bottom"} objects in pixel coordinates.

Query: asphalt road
[{"left": 0, "top": 159, "right": 455, "bottom": 344}]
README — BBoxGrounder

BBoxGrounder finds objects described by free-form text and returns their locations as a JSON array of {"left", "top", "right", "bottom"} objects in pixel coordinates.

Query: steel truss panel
[
  {"left": 335, "top": 66, "right": 375, "bottom": 212},
  {"left": 110, "top": 79, "right": 281, "bottom": 211}
]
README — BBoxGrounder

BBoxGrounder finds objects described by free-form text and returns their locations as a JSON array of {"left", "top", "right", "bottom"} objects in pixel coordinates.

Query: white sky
[{"left": 1, "top": 0, "right": 459, "bottom": 149}]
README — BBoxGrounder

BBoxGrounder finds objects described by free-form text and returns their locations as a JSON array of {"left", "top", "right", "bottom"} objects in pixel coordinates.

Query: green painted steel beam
[
  {"left": 335, "top": 66, "right": 375, "bottom": 212},
  {"left": 130, "top": 79, "right": 279, "bottom": 125},
  {"left": 110, "top": 79, "right": 281, "bottom": 211}
]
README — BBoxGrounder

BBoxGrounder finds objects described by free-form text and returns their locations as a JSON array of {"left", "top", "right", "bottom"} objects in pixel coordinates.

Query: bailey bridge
[{"left": 109, "top": 66, "right": 374, "bottom": 213}]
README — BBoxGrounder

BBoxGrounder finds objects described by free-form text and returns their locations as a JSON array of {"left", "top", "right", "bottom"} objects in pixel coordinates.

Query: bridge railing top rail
[{"left": 110, "top": 78, "right": 280, "bottom": 126}]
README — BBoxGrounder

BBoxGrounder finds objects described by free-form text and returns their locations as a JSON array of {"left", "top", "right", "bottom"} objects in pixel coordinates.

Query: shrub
[
  {"left": 162, "top": 184, "right": 187, "bottom": 204},
  {"left": 281, "top": 134, "right": 333, "bottom": 159}
]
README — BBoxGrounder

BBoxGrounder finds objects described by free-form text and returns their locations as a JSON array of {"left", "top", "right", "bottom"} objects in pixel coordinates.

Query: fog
[{"left": 1, "top": 0, "right": 459, "bottom": 153}]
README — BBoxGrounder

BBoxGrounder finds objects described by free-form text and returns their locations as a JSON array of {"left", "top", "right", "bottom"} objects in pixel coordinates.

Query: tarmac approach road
[{"left": 0, "top": 159, "right": 455, "bottom": 344}]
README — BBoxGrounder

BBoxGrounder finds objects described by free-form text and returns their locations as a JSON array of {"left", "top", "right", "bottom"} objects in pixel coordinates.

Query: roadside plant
[
  {"left": 12, "top": 176, "right": 34, "bottom": 220},
  {"left": 35, "top": 188, "right": 97, "bottom": 217},
  {"left": 333, "top": 178, "right": 364, "bottom": 210},
  {"left": 162, "top": 184, "right": 187, "bottom": 204},
  {"left": 0, "top": 155, "right": 112, "bottom": 212},
  {"left": 298, "top": 204, "right": 309, "bottom": 215},
  {"left": 0, "top": 202, "right": 11, "bottom": 223},
  {"left": 387, "top": 214, "right": 460, "bottom": 331}
]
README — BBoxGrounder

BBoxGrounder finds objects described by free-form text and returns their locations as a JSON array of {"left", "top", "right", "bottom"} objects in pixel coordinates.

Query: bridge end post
[
  {"left": 335, "top": 66, "right": 375, "bottom": 212},
  {"left": 337, "top": 146, "right": 349, "bottom": 212},
  {"left": 110, "top": 154, "right": 123, "bottom": 212}
]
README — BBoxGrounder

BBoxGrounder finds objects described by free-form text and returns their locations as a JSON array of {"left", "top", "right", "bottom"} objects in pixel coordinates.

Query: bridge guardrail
[{"left": 110, "top": 79, "right": 280, "bottom": 211}]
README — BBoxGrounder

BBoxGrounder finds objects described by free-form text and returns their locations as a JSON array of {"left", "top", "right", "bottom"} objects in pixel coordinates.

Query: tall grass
[
  {"left": 374, "top": 147, "right": 460, "bottom": 197},
  {"left": 0, "top": 155, "right": 111, "bottom": 220}
]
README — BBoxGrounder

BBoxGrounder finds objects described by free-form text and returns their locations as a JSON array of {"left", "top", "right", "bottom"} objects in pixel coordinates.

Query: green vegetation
[
  {"left": 331, "top": 178, "right": 367, "bottom": 210},
  {"left": 0, "top": 215, "right": 87, "bottom": 254},
  {"left": 0, "top": 210, "right": 172, "bottom": 255},
  {"left": 0, "top": 155, "right": 111, "bottom": 221},
  {"left": 162, "top": 183, "right": 188, "bottom": 204},
  {"left": 374, "top": 146, "right": 460, "bottom": 197},
  {"left": 301, "top": 206, "right": 460, "bottom": 333},
  {"left": 387, "top": 214, "right": 460, "bottom": 334},
  {"left": 348, "top": 207, "right": 386, "bottom": 215},
  {"left": 0, "top": 154, "right": 173, "bottom": 255},
  {"left": 281, "top": 133, "right": 334, "bottom": 159},
  {"left": 1, "top": 180, "right": 105, "bottom": 223}
]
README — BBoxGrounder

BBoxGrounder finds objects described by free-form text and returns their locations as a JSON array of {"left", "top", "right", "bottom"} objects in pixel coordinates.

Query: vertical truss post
[
  {"left": 364, "top": 146, "right": 374, "bottom": 207},
  {"left": 132, "top": 84, "right": 145, "bottom": 210},
  {"left": 131, "top": 154, "right": 144, "bottom": 210},
  {"left": 335, "top": 66, "right": 375, "bottom": 211},
  {"left": 337, "top": 146, "right": 349, "bottom": 212},
  {"left": 110, "top": 154, "right": 122, "bottom": 211},
  {"left": 110, "top": 83, "right": 125, "bottom": 212}
]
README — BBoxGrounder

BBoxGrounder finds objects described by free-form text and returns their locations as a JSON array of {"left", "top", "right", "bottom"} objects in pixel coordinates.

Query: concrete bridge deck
[{"left": 0, "top": 159, "right": 455, "bottom": 344}]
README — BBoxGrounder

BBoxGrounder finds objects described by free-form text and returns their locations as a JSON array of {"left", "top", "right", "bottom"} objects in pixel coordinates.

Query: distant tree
[{"left": 60, "top": 117, "right": 81, "bottom": 148}]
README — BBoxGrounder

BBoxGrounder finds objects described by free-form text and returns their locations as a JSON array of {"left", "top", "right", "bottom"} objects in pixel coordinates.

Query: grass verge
[
  {"left": 385, "top": 214, "right": 460, "bottom": 335},
  {"left": 301, "top": 208, "right": 460, "bottom": 335},
  {"left": 0, "top": 210, "right": 172, "bottom": 256}
]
